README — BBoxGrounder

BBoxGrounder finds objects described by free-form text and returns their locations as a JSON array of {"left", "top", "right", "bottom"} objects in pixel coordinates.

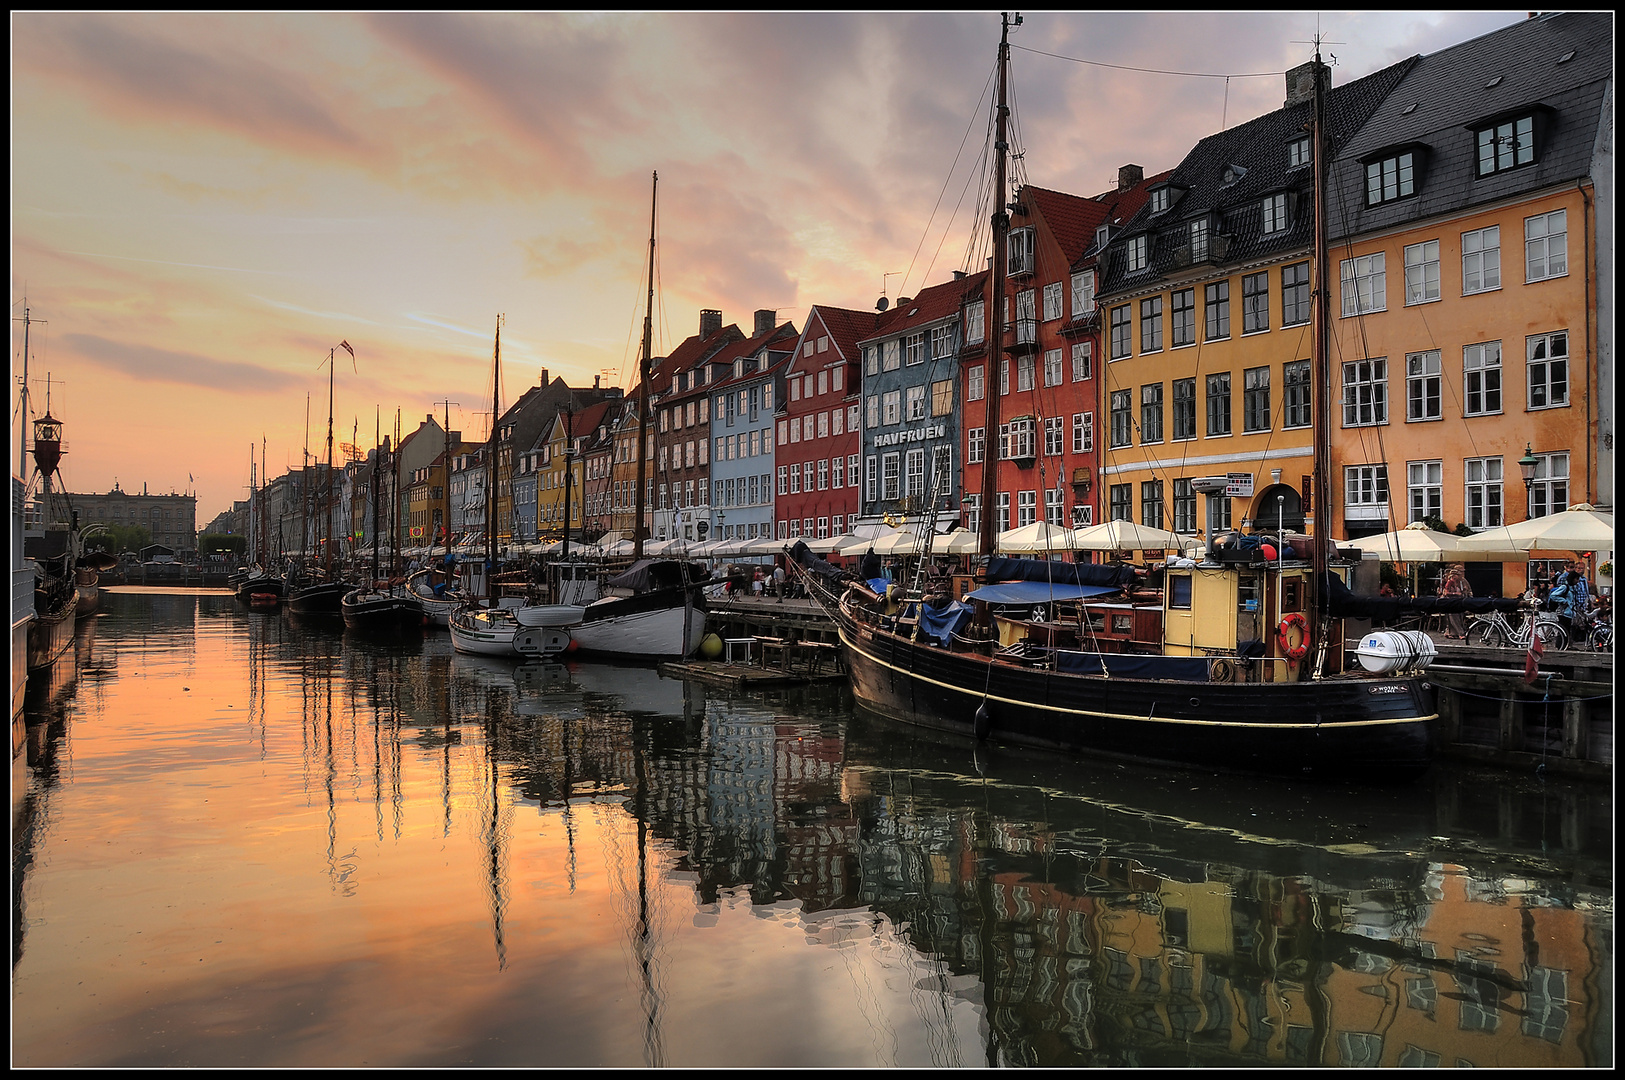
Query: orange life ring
[{"left": 1277, "top": 612, "right": 1310, "bottom": 660}]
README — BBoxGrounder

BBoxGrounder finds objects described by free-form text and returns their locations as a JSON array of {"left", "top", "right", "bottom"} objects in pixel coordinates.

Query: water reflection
[{"left": 12, "top": 589, "right": 1612, "bottom": 1068}]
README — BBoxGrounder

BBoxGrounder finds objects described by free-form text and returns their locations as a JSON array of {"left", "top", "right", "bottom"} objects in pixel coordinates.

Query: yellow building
[{"left": 535, "top": 411, "right": 585, "bottom": 540}]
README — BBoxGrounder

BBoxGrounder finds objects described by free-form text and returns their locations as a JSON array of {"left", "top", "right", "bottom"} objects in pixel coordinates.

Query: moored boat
[{"left": 341, "top": 582, "right": 425, "bottom": 632}]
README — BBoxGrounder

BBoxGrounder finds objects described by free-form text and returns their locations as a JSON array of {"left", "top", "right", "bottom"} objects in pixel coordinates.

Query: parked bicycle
[
  {"left": 1467, "top": 606, "right": 1569, "bottom": 651},
  {"left": 1578, "top": 606, "right": 1611, "bottom": 651}
]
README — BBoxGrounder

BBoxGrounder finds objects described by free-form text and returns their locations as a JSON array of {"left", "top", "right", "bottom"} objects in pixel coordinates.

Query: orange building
[{"left": 1323, "top": 12, "right": 1611, "bottom": 596}]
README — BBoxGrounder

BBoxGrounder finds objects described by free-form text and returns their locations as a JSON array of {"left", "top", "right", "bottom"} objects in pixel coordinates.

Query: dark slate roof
[
  {"left": 705, "top": 322, "right": 800, "bottom": 391},
  {"left": 1098, "top": 54, "right": 1418, "bottom": 298},
  {"left": 1326, "top": 11, "right": 1613, "bottom": 242}
]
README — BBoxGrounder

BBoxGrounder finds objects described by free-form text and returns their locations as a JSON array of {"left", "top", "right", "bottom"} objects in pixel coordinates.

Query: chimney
[
  {"left": 1284, "top": 60, "right": 1330, "bottom": 108},
  {"left": 754, "top": 309, "right": 776, "bottom": 336},
  {"left": 700, "top": 309, "right": 722, "bottom": 338},
  {"left": 593, "top": 374, "right": 600, "bottom": 389},
  {"left": 539, "top": 367, "right": 550, "bottom": 387},
  {"left": 1118, "top": 164, "right": 1143, "bottom": 191}
]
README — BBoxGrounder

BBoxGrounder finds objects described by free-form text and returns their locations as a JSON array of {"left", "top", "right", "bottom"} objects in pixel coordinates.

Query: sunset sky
[{"left": 12, "top": 11, "right": 1531, "bottom": 522}]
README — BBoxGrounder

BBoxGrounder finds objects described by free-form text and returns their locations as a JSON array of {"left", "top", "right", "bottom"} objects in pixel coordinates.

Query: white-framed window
[
  {"left": 1344, "top": 464, "right": 1390, "bottom": 519},
  {"left": 967, "top": 364, "right": 984, "bottom": 402},
  {"left": 815, "top": 516, "right": 828, "bottom": 539},
  {"left": 1044, "top": 416, "right": 1064, "bottom": 456},
  {"left": 1463, "top": 341, "right": 1502, "bottom": 416},
  {"left": 1043, "top": 348, "right": 1064, "bottom": 387},
  {"left": 881, "top": 453, "right": 901, "bottom": 500},
  {"left": 883, "top": 339, "right": 901, "bottom": 371},
  {"left": 904, "top": 333, "right": 925, "bottom": 366},
  {"left": 831, "top": 408, "right": 842, "bottom": 436},
  {"left": 1071, "top": 503, "right": 1093, "bottom": 527},
  {"left": 1003, "top": 417, "right": 1037, "bottom": 460},
  {"left": 1017, "top": 490, "right": 1037, "bottom": 528},
  {"left": 963, "top": 493, "right": 981, "bottom": 534},
  {"left": 882, "top": 389, "right": 901, "bottom": 425},
  {"left": 1071, "top": 341, "right": 1092, "bottom": 382},
  {"left": 905, "top": 385, "right": 925, "bottom": 421},
  {"left": 788, "top": 462, "right": 800, "bottom": 494},
  {"left": 1527, "top": 331, "right": 1569, "bottom": 409},
  {"left": 1407, "top": 460, "right": 1443, "bottom": 524},
  {"left": 817, "top": 459, "right": 829, "bottom": 490},
  {"left": 864, "top": 456, "right": 878, "bottom": 502},
  {"left": 1525, "top": 210, "right": 1567, "bottom": 282},
  {"left": 1341, "top": 252, "right": 1386, "bottom": 316},
  {"left": 1262, "top": 193, "right": 1289, "bottom": 234},
  {"left": 831, "top": 365, "right": 843, "bottom": 392},
  {"left": 905, "top": 448, "right": 925, "bottom": 496},
  {"left": 1045, "top": 487, "right": 1065, "bottom": 526},
  {"left": 1342, "top": 358, "right": 1388, "bottom": 427},
  {"left": 1189, "top": 218, "right": 1209, "bottom": 263},
  {"left": 1042, "top": 281, "right": 1063, "bottom": 322},
  {"left": 1464, "top": 457, "right": 1503, "bottom": 530},
  {"left": 1071, "top": 271, "right": 1095, "bottom": 319},
  {"left": 1149, "top": 187, "right": 1171, "bottom": 214},
  {"left": 1287, "top": 135, "right": 1311, "bottom": 170},
  {"left": 967, "top": 427, "right": 985, "bottom": 464},
  {"left": 831, "top": 456, "right": 844, "bottom": 489},
  {"left": 1404, "top": 239, "right": 1441, "bottom": 305},
  {"left": 1126, "top": 234, "right": 1148, "bottom": 273},
  {"left": 1405, "top": 350, "right": 1442, "bottom": 422},
  {"left": 999, "top": 358, "right": 1009, "bottom": 396},
  {"left": 1016, "top": 355, "right": 1036, "bottom": 393},
  {"left": 965, "top": 300, "right": 984, "bottom": 343},
  {"left": 1528, "top": 451, "right": 1569, "bottom": 518},
  {"left": 803, "top": 461, "right": 815, "bottom": 492},
  {"left": 1008, "top": 226, "right": 1035, "bottom": 275},
  {"left": 930, "top": 325, "right": 954, "bottom": 359},
  {"left": 1462, "top": 225, "right": 1501, "bottom": 294},
  {"left": 848, "top": 454, "right": 858, "bottom": 486},
  {"left": 1071, "top": 412, "right": 1093, "bottom": 454}
]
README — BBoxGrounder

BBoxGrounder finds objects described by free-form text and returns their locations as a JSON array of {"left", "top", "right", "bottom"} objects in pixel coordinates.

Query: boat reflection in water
[{"left": 11, "top": 589, "right": 1610, "bottom": 1068}]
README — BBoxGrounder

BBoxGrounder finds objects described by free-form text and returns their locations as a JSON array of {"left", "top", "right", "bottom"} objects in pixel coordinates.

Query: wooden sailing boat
[
  {"left": 288, "top": 345, "right": 351, "bottom": 615},
  {"left": 791, "top": 20, "right": 1440, "bottom": 780}
]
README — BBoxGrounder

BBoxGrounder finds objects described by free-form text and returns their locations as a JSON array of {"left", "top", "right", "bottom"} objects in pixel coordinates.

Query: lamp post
[{"left": 1517, "top": 443, "right": 1540, "bottom": 518}]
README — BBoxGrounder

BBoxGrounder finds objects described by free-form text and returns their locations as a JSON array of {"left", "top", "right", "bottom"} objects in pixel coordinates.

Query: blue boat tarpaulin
[
  {"left": 965, "top": 580, "right": 1120, "bottom": 605},
  {"left": 915, "top": 599, "right": 973, "bottom": 646}
]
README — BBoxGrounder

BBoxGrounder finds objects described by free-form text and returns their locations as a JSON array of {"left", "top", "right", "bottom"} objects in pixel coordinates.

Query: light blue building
[{"left": 707, "top": 337, "right": 792, "bottom": 544}]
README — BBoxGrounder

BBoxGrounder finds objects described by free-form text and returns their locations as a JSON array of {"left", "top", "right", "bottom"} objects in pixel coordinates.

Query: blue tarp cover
[
  {"left": 1055, "top": 651, "right": 1211, "bottom": 682},
  {"left": 867, "top": 577, "right": 893, "bottom": 595},
  {"left": 915, "top": 600, "right": 973, "bottom": 646},
  {"left": 965, "top": 581, "right": 1120, "bottom": 604}
]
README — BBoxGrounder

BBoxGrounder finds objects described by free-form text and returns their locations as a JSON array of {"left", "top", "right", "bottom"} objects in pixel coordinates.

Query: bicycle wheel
[
  {"left": 1534, "top": 621, "right": 1568, "bottom": 650},
  {"left": 1590, "top": 625, "right": 1613, "bottom": 651},
  {"left": 1472, "top": 622, "right": 1505, "bottom": 648}
]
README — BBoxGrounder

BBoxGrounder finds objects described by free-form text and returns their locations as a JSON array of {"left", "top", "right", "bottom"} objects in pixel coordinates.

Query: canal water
[{"left": 12, "top": 588, "right": 1613, "bottom": 1067}]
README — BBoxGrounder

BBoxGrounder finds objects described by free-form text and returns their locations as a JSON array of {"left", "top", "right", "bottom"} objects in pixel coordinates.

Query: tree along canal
[{"left": 12, "top": 587, "right": 1612, "bottom": 1067}]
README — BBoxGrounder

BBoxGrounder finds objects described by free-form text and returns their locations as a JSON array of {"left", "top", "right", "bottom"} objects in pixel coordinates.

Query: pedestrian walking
[
  {"left": 1438, "top": 563, "right": 1471, "bottom": 639},
  {"left": 773, "top": 563, "right": 786, "bottom": 602}
]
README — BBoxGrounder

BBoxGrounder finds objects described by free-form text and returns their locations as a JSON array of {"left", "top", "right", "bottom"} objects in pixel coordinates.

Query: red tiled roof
[
  {"left": 860, "top": 269, "right": 989, "bottom": 342},
  {"left": 1024, "top": 185, "right": 1111, "bottom": 264}
]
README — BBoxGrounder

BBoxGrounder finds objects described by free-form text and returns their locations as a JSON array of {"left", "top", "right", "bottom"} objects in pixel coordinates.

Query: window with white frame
[
  {"left": 1110, "top": 390, "right": 1133, "bottom": 448},
  {"left": 1262, "top": 193, "right": 1289, "bottom": 234},
  {"left": 1342, "top": 358, "right": 1388, "bottom": 427},
  {"left": 998, "top": 492, "right": 1011, "bottom": 532},
  {"left": 865, "top": 396, "right": 879, "bottom": 430},
  {"left": 967, "top": 364, "right": 984, "bottom": 402},
  {"left": 804, "top": 461, "right": 816, "bottom": 492},
  {"left": 930, "top": 325, "right": 954, "bottom": 359},
  {"left": 1406, "top": 350, "right": 1442, "bottom": 421},
  {"left": 1004, "top": 417, "right": 1037, "bottom": 459},
  {"left": 1141, "top": 383, "right": 1163, "bottom": 443},
  {"left": 817, "top": 459, "right": 829, "bottom": 490},
  {"left": 1071, "top": 271, "right": 1095, "bottom": 319},
  {"left": 1045, "top": 487, "right": 1064, "bottom": 526},
  {"left": 968, "top": 427, "right": 985, "bottom": 464},
  {"left": 1462, "top": 226, "right": 1500, "bottom": 294},
  {"left": 1008, "top": 227, "right": 1035, "bottom": 275},
  {"left": 1404, "top": 240, "right": 1441, "bottom": 305},
  {"left": 931, "top": 445, "right": 951, "bottom": 491},
  {"left": 847, "top": 453, "right": 858, "bottom": 488},
  {"left": 788, "top": 463, "right": 800, "bottom": 493},
  {"left": 1017, "top": 490, "right": 1037, "bottom": 528},
  {"left": 882, "top": 389, "right": 901, "bottom": 425},
  {"left": 1140, "top": 296, "right": 1163, "bottom": 353},
  {"left": 1071, "top": 412, "right": 1093, "bottom": 453},
  {"left": 1242, "top": 272, "right": 1269, "bottom": 334},
  {"left": 1189, "top": 218, "right": 1209, "bottom": 262},
  {"left": 1464, "top": 457, "right": 1503, "bottom": 530},
  {"left": 1288, "top": 135, "right": 1312, "bottom": 170},
  {"left": 1344, "top": 464, "right": 1390, "bottom": 519},
  {"left": 1042, "top": 282, "right": 1063, "bottom": 322},
  {"left": 865, "top": 456, "right": 878, "bottom": 502},
  {"left": 1525, "top": 210, "right": 1567, "bottom": 281},
  {"left": 817, "top": 411, "right": 829, "bottom": 438},
  {"left": 999, "top": 358, "right": 1010, "bottom": 396},
  {"left": 905, "top": 449, "right": 925, "bottom": 496},
  {"left": 1407, "top": 460, "right": 1442, "bottom": 523},
  {"left": 905, "top": 333, "right": 925, "bottom": 366},
  {"left": 1110, "top": 305, "right": 1132, "bottom": 360},
  {"left": 1528, "top": 451, "right": 1569, "bottom": 518},
  {"left": 1527, "top": 331, "right": 1568, "bottom": 409},
  {"left": 1126, "top": 235, "right": 1148, "bottom": 273},
  {"left": 1283, "top": 359, "right": 1311, "bottom": 429},
  {"left": 1017, "top": 355, "right": 1036, "bottom": 393},
  {"left": 906, "top": 384, "right": 926, "bottom": 421},
  {"left": 881, "top": 453, "right": 900, "bottom": 500},
  {"left": 1341, "top": 253, "right": 1387, "bottom": 316},
  {"left": 965, "top": 300, "right": 984, "bottom": 343},
  {"left": 1071, "top": 341, "right": 1092, "bottom": 382},
  {"left": 1044, "top": 349, "right": 1064, "bottom": 387},
  {"left": 1464, "top": 341, "right": 1502, "bottom": 416},
  {"left": 1044, "top": 416, "right": 1064, "bottom": 455},
  {"left": 963, "top": 493, "right": 981, "bottom": 533},
  {"left": 831, "top": 456, "right": 843, "bottom": 489},
  {"left": 883, "top": 339, "right": 901, "bottom": 371},
  {"left": 1149, "top": 187, "right": 1170, "bottom": 214},
  {"left": 1173, "top": 478, "right": 1196, "bottom": 533},
  {"left": 830, "top": 408, "right": 842, "bottom": 437}
]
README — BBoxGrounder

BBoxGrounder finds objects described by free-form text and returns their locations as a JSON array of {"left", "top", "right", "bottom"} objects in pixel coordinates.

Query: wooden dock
[{"left": 659, "top": 659, "right": 847, "bottom": 690}]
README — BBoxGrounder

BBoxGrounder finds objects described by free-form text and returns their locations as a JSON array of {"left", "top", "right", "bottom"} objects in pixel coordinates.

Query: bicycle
[{"left": 1467, "top": 606, "right": 1569, "bottom": 651}]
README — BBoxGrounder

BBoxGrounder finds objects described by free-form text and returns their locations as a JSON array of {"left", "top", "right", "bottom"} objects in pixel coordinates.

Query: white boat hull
[
  {"left": 449, "top": 609, "right": 522, "bottom": 656},
  {"left": 569, "top": 601, "right": 704, "bottom": 660},
  {"left": 514, "top": 603, "right": 587, "bottom": 628}
]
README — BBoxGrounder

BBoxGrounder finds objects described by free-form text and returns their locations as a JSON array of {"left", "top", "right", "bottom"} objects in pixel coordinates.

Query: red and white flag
[
  {"left": 339, "top": 340, "right": 354, "bottom": 358},
  {"left": 1523, "top": 629, "right": 1545, "bottom": 684}
]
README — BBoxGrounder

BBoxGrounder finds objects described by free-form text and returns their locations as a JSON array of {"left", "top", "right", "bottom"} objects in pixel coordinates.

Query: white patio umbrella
[
  {"left": 995, "top": 521, "right": 1079, "bottom": 553},
  {"left": 1070, "top": 519, "right": 1199, "bottom": 552},
  {"left": 737, "top": 536, "right": 787, "bottom": 557},
  {"left": 1346, "top": 521, "right": 1527, "bottom": 563},
  {"left": 1456, "top": 503, "right": 1613, "bottom": 554},
  {"left": 805, "top": 533, "right": 871, "bottom": 556},
  {"left": 868, "top": 529, "right": 924, "bottom": 556}
]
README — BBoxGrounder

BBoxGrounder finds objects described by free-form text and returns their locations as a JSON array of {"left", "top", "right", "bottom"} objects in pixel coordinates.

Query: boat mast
[
  {"left": 976, "top": 14, "right": 1016, "bottom": 566},
  {"left": 562, "top": 407, "right": 574, "bottom": 561},
  {"left": 487, "top": 315, "right": 502, "bottom": 602},
  {"left": 1309, "top": 40, "right": 1333, "bottom": 675},
  {"left": 442, "top": 399, "right": 454, "bottom": 565},
  {"left": 633, "top": 171, "right": 657, "bottom": 561},
  {"left": 324, "top": 347, "right": 336, "bottom": 579}
]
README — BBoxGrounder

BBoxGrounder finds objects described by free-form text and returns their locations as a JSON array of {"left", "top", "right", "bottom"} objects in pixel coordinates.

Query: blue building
[{"left": 708, "top": 333, "right": 793, "bottom": 544}]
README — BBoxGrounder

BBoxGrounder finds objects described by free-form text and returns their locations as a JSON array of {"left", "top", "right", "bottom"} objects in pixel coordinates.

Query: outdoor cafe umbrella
[
  {"left": 995, "top": 521, "right": 1079, "bottom": 553},
  {"left": 1345, "top": 520, "right": 1527, "bottom": 563},
  {"left": 1456, "top": 503, "right": 1613, "bottom": 554},
  {"left": 1069, "top": 519, "right": 1198, "bottom": 552},
  {"left": 805, "top": 533, "right": 871, "bottom": 556},
  {"left": 868, "top": 529, "right": 923, "bottom": 555}
]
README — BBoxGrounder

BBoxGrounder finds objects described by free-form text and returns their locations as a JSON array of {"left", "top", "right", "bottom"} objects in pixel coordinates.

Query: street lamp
[{"left": 1517, "top": 443, "right": 1539, "bottom": 517}]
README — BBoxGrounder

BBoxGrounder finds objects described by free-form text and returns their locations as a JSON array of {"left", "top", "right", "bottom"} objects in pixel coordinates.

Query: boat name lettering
[
  {"left": 873, "top": 423, "right": 946, "bottom": 448},
  {"left": 1368, "top": 684, "right": 1408, "bottom": 695}
]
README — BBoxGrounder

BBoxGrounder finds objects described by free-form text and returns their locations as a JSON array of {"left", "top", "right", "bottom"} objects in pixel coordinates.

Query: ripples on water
[{"left": 12, "top": 589, "right": 1613, "bottom": 1067}]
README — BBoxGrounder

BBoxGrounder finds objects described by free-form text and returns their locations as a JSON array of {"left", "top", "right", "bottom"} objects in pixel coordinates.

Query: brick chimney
[
  {"left": 1118, "top": 164, "right": 1143, "bottom": 191},
  {"left": 1284, "top": 61, "right": 1330, "bottom": 108},
  {"left": 538, "top": 367, "right": 550, "bottom": 386},
  {"left": 700, "top": 309, "right": 722, "bottom": 338},
  {"left": 754, "top": 309, "right": 777, "bottom": 336}
]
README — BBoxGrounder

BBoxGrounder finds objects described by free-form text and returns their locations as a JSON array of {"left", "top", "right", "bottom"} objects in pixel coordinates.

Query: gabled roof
[
  {"left": 643, "top": 322, "right": 746, "bottom": 398},
  {"left": 1022, "top": 185, "right": 1110, "bottom": 265},
  {"left": 1098, "top": 55, "right": 1417, "bottom": 295},
  {"left": 1327, "top": 11, "right": 1612, "bottom": 241},
  {"left": 858, "top": 270, "right": 989, "bottom": 345},
  {"left": 789, "top": 305, "right": 885, "bottom": 374}
]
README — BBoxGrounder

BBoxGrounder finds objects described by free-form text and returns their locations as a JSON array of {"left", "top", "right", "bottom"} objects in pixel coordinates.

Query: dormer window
[
  {"left": 1007, "top": 226, "right": 1035, "bottom": 275},
  {"left": 1221, "top": 164, "right": 1248, "bottom": 185},
  {"left": 1474, "top": 114, "right": 1535, "bottom": 176},
  {"left": 1149, "top": 187, "right": 1171, "bottom": 214},
  {"left": 1365, "top": 150, "right": 1416, "bottom": 205},
  {"left": 1261, "top": 193, "right": 1291, "bottom": 235},
  {"left": 1189, "top": 218, "right": 1209, "bottom": 262},
  {"left": 1094, "top": 224, "right": 1113, "bottom": 251},
  {"left": 1126, "top": 234, "right": 1149, "bottom": 273},
  {"left": 1287, "top": 135, "right": 1312, "bottom": 169}
]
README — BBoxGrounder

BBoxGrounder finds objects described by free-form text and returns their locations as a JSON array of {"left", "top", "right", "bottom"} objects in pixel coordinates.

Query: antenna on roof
[{"left": 877, "top": 271, "right": 900, "bottom": 311}]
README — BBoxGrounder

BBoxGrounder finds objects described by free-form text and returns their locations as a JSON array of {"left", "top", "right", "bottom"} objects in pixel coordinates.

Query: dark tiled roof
[
  {"left": 1326, "top": 11, "right": 1613, "bottom": 241},
  {"left": 858, "top": 270, "right": 989, "bottom": 345},
  {"left": 1098, "top": 55, "right": 1418, "bottom": 297}
]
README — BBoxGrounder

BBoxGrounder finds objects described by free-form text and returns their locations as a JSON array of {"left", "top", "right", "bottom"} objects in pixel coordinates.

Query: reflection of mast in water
[
  {"left": 560, "top": 703, "right": 578, "bottom": 891},
  {"left": 631, "top": 730, "right": 666, "bottom": 1068},
  {"left": 478, "top": 680, "right": 511, "bottom": 971}
]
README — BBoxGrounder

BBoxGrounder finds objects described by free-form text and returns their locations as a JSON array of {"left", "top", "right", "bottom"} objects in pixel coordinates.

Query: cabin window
[
  {"left": 1282, "top": 579, "right": 1303, "bottom": 613},
  {"left": 1168, "top": 575, "right": 1193, "bottom": 610}
]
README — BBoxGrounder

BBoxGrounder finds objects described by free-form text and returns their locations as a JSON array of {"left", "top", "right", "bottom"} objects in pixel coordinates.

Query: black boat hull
[
  {"left": 286, "top": 580, "right": 348, "bottom": 615},
  {"left": 27, "top": 594, "right": 77, "bottom": 671},
  {"left": 234, "top": 576, "right": 285, "bottom": 603},
  {"left": 341, "top": 591, "right": 425, "bottom": 632},
  {"left": 834, "top": 611, "right": 1434, "bottom": 781}
]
